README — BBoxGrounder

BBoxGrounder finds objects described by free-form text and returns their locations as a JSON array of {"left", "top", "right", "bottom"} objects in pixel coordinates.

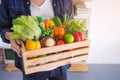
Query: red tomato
[{"left": 56, "top": 40, "right": 66, "bottom": 45}]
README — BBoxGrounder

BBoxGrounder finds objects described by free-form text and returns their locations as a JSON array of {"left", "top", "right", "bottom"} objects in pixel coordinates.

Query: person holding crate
[{"left": 0, "top": 0, "right": 74, "bottom": 80}]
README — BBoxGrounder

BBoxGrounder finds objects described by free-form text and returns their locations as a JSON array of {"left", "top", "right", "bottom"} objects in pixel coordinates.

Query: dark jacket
[{"left": 0, "top": 0, "right": 74, "bottom": 75}]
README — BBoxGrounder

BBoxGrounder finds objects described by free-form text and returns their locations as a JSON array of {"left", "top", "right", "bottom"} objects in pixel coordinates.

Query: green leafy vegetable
[
  {"left": 64, "top": 19, "right": 87, "bottom": 34},
  {"left": 10, "top": 15, "right": 42, "bottom": 42}
]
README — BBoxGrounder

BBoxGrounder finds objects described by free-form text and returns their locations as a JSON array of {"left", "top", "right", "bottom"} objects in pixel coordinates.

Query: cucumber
[
  {"left": 53, "top": 16, "right": 62, "bottom": 26},
  {"left": 38, "top": 25, "right": 45, "bottom": 34}
]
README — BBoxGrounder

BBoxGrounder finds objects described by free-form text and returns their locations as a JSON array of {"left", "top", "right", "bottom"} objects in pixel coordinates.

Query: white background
[{"left": 87, "top": 0, "right": 120, "bottom": 64}]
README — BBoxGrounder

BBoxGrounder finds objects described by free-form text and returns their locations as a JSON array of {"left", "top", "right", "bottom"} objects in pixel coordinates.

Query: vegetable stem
[
  {"left": 63, "top": 14, "right": 67, "bottom": 22},
  {"left": 32, "top": 36, "right": 37, "bottom": 42}
]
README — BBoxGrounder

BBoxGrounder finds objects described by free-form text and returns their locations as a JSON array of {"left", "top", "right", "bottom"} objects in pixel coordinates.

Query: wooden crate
[{"left": 21, "top": 40, "right": 90, "bottom": 74}]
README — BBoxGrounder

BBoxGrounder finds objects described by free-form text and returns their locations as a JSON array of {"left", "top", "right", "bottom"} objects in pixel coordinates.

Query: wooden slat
[
  {"left": 21, "top": 43, "right": 28, "bottom": 69},
  {"left": 26, "top": 48, "right": 89, "bottom": 66},
  {"left": 25, "top": 55, "right": 88, "bottom": 74},
  {"left": 23, "top": 40, "right": 90, "bottom": 57}
]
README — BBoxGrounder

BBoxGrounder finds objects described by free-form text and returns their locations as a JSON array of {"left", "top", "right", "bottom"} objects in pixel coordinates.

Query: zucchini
[{"left": 53, "top": 16, "right": 62, "bottom": 26}]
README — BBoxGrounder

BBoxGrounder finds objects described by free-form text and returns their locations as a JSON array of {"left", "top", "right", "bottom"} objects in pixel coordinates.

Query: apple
[{"left": 64, "top": 34, "right": 74, "bottom": 43}]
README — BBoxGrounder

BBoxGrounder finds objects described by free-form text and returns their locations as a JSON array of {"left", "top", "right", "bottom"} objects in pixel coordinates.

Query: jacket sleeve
[{"left": 0, "top": 0, "right": 12, "bottom": 43}]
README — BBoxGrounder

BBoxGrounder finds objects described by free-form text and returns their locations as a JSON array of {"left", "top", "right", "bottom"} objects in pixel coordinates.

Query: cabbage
[{"left": 10, "top": 15, "right": 42, "bottom": 42}]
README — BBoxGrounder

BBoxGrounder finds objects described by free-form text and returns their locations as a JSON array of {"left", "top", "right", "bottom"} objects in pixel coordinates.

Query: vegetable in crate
[
  {"left": 65, "top": 19, "right": 86, "bottom": 34},
  {"left": 56, "top": 39, "right": 66, "bottom": 45},
  {"left": 42, "top": 29, "right": 54, "bottom": 37},
  {"left": 72, "top": 32, "right": 84, "bottom": 42},
  {"left": 40, "top": 36, "right": 56, "bottom": 48},
  {"left": 37, "top": 16, "right": 45, "bottom": 34},
  {"left": 46, "top": 19, "right": 55, "bottom": 29},
  {"left": 38, "top": 25, "right": 45, "bottom": 34},
  {"left": 54, "top": 27, "right": 65, "bottom": 39},
  {"left": 44, "top": 21, "right": 49, "bottom": 30},
  {"left": 37, "top": 16, "right": 45, "bottom": 30},
  {"left": 64, "top": 34, "right": 74, "bottom": 43},
  {"left": 25, "top": 36, "right": 41, "bottom": 50},
  {"left": 53, "top": 16, "right": 62, "bottom": 26},
  {"left": 10, "top": 16, "right": 42, "bottom": 42},
  {"left": 62, "top": 14, "right": 67, "bottom": 26}
]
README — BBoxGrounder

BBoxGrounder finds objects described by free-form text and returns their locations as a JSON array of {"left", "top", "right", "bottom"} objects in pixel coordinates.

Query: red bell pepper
[{"left": 72, "top": 32, "right": 84, "bottom": 42}]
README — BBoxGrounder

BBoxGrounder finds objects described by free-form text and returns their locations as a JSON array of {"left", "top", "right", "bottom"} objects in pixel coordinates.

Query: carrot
[
  {"left": 44, "top": 21, "right": 49, "bottom": 30},
  {"left": 62, "top": 14, "right": 67, "bottom": 26},
  {"left": 62, "top": 21, "right": 67, "bottom": 26}
]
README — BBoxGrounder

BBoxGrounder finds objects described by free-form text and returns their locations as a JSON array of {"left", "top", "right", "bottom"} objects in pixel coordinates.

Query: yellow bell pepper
[
  {"left": 47, "top": 19, "right": 55, "bottom": 28},
  {"left": 25, "top": 36, "right": 41, "bottom": 50}
]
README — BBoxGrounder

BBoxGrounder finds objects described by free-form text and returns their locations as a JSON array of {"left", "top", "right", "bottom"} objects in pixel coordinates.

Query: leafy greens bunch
[{"left": 10, "top": 16, "right": 42, "bottom": 42}]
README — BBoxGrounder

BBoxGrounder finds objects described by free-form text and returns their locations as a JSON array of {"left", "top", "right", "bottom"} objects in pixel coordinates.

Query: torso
[{"left": 30, "top": 0, "right": 54, "bottom": 21}]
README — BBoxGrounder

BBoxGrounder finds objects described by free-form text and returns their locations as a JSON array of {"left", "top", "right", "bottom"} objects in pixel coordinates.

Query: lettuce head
[{"left": 10, "top": 15, "right": 42, "bottom": 42}]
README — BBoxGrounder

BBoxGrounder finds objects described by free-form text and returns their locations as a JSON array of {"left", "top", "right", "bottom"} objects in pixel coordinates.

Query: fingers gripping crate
[{"left": 21, "top": 40, "right": 90, "bottom": 74}]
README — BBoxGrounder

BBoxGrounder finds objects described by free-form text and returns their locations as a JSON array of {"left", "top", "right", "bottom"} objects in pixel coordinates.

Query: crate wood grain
[{"left": 22, "top": 40, "right": 90, "bottom": 74}]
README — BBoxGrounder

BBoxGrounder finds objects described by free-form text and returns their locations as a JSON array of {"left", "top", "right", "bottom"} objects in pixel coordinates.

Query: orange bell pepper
[{"left": 54, "top": 27, "right": 65, "bottom": 39}]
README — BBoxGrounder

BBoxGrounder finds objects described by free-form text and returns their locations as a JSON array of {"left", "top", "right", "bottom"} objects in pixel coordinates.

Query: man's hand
[
  {"left": 10, "top": 39, "right": 22, "bottom": 57},
  {"left": 5, "top": 31, "right": 22, "bottom": 57}
]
